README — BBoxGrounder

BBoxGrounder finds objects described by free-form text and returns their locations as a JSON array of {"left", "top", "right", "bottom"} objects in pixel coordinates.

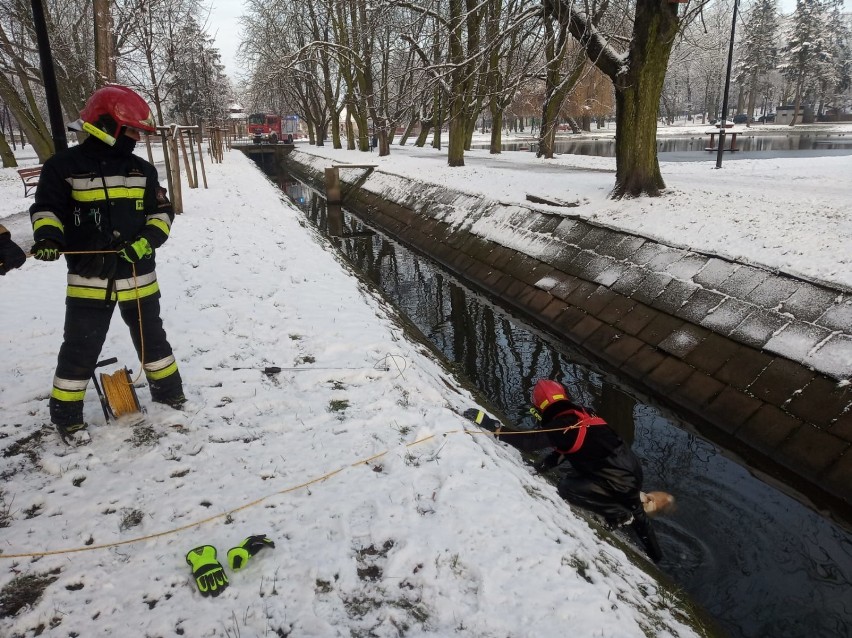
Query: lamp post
[
  {"left": 715, "top": 0, "right": 739, "bottom": 169},
  {"left": 30, "top": 0, "right": 67, "bottom": 152}
]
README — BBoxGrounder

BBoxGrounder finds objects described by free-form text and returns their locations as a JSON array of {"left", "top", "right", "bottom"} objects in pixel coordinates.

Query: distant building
[
  {"left": 774, "top": 104, "right": 824, "bottom": 125},
  {"left": 228, "top": 103, "right": 248, "bottom": 137}
]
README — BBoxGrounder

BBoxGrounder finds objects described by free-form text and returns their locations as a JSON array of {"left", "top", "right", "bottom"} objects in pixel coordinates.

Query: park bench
[{"left": 17, "top": 166, "right": 42, "bottom": 197}]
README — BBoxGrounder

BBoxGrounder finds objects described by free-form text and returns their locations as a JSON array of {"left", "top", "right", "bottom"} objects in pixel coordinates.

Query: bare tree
[
  {"left": 537, "top": 6, "right": 585, "bottom": 159},
  {"left": 544, "top": 0, "right": 689, "bottom": 197}
]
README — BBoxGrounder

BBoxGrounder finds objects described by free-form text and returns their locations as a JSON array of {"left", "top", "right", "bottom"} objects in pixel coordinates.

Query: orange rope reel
[{"left": 99, "top": 367, "right": 143, "bottom": 418}]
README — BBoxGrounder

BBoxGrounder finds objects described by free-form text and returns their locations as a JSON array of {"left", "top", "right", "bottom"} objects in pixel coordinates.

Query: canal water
[
  {"left": 270, "top": 166, "right": 852, "bottom": 638},
  {"left": 473, "top": 134, "right": 852, "bottom": 157}
]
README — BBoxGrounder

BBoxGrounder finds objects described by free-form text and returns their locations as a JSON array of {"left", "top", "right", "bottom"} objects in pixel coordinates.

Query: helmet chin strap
[{"left": 82, "top": 121, "right": 116, "bottom": 146}]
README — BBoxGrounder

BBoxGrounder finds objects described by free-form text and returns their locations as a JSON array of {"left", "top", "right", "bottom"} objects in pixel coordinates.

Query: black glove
[
  {"left": 32, "top": 238, "right": 62, "bottom": 261},
  {"left": 533, "top": 451, "right": 564, "bottom": 473},
  {"left": 0, "top": 230, "right": 26, "bottom": 274},
  {"left": 462, "top": 408, "right": 501, "bottom": 431},
  {"left": 74, "top": 252, "right": 117, "bottom": 279},
  {"left": 186, "top": 545, "right": 228, "bottom": 597}
]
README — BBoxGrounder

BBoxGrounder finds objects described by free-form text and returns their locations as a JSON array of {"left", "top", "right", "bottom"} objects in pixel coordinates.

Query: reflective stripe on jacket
[{"left": 30, "top": 137, "right": 173, "bottom": 298}]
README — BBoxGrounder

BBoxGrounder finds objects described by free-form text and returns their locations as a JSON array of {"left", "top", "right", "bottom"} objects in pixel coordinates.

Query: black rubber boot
[
  {"left": 55, "top": 422, "right": 91, "bottom": 446},
  {"left": 153, "top": 393, "right": 187, "bottom": 410},
  {"left": 630, "top": 508, "right": 663, "bottom": 563}
]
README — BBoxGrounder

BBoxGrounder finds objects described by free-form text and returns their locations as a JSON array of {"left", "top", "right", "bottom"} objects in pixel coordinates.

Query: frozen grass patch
[{"left": 0, "top": 569, "right": 60, "bottom": 618}]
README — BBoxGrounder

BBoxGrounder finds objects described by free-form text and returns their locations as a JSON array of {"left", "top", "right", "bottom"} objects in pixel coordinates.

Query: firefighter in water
[
  {"left": 464, "top": 379, "right": 664, "bottom": 562},
  {"left": 30, "top": 85, "right": 185, "bottom": 444}
]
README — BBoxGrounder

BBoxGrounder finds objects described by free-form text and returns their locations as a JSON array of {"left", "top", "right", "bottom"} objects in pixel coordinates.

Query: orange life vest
[{"left": 553, "top": 407, "right": 608, "bottom": 454}]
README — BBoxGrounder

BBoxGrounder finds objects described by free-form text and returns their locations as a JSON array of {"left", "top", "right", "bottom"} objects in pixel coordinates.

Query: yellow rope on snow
[{"left": 0, "top": 424, "right": 570, "bottom": 559}]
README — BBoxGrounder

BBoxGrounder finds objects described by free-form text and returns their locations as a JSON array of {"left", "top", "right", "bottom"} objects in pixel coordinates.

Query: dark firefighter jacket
[
  {"left": 499, "top": 402, "right": 642, "bottom": 492},
  {"left": 30, "top": 137, "right": 173, "bottom": 305}
]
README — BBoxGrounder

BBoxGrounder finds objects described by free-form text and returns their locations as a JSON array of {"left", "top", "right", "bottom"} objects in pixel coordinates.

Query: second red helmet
[{"left": 531, "top": 379, "right": 570, "bottom": 412}]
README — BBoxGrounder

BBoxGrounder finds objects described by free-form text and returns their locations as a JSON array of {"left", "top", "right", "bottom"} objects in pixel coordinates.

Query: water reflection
[
  {"left": 278, "top": 173, "right": 852, "bottom": 638},
  {"left": 473, "top": 134, "right": 852, "bottom": 156}
]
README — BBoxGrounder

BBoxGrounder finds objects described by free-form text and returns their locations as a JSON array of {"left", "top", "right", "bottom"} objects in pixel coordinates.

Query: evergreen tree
[
  {"left": 779, "top": 0, "right": 831, "bottom": 124},
  {"left": 820, "top": 0, "right": 851, "bottom": 119},
  {"left": 738, "top": 0, "right": 780, "bottom": 123},
  {"left": 165, "top": 20, "right": 232, "bottom": 126}
]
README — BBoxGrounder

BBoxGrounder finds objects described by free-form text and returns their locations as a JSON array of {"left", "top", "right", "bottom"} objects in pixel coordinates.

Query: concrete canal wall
[{"left": 280, "top": 149, "right": 852, "bottom": 524}]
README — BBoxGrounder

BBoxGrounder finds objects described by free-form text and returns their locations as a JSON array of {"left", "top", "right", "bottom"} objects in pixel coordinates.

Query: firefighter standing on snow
[
  {"left": 30, "top": 85, "right": 185, "bottom": 444},
  {"left": 464, "top": 379, "right": 664, "bottom": 562}
]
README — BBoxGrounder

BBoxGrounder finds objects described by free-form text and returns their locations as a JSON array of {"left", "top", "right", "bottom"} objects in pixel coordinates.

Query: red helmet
[
  {"left": 531, "top": 379, "right": 570, "bottom": 412},
  {"left": 80, "top": 85, "right": 156, "bottom": 138}
]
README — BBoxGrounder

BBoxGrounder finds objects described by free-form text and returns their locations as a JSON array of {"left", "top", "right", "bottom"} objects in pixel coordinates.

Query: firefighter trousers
[
  {"left": 556, "top": 446, "right": 644, "bottom": 525},
  {"left": 49, "top": 297, "right": 183, "bottom": 426}
]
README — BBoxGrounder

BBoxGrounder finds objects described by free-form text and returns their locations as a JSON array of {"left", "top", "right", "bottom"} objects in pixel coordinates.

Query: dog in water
[{"left": 641, "top": 491, "right": 676, "bottom": 517}]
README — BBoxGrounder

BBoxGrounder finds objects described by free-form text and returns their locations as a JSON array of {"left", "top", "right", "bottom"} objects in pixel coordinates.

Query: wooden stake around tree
[
  {"left": 185, "top": 127, "right": 199, "bottom": 188},
  {"left": 144, "top": 133, "right": 153, "bottom": 164},
  {"left": 177, "top": 128, "right": 197, "bottom": 189},
  {"left": 195, "top": 125, "right": 208, "bottom": 187},
  {"left": 157, "top": 125, "right": 183, "bottom": 214}
]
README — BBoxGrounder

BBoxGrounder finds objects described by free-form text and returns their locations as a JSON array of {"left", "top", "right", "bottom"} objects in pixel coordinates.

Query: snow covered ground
[
  {"left": 1, "top": 124, "right": 850, "bottom": 636},
  {"left": 0, "top": 145, "right": 705, "bottom": 636}
]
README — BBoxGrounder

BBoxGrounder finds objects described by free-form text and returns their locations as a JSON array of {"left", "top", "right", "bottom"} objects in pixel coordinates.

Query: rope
[
  {"left": 0, "top": 424, "right": 572, "bottom": 560},
  {"left": 100, "top": 370, "right": 140, "bottom": 416},
  {"left": 13, "top": 260, "right": 589, "bottom": 557}
]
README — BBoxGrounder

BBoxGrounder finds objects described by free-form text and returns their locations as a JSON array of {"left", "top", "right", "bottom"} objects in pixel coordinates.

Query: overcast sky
[
  {"left": 207, "top": 0, "right": 244, "bottom": 80},
  {"left": 205, "top": 0, "right": 850, "bottom": 80}
]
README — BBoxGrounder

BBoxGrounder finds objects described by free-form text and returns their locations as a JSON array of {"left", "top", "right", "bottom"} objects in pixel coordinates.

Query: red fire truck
[{"left": 248, "top": 113, "right": 282, "bottom": 144}]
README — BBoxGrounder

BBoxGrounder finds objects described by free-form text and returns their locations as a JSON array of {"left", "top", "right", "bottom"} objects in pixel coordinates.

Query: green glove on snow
[
  {"left": 186, "top": 545, "right": 228, "bottom": 597},
  {"left": 227, "top": 535, "right": 275, "bottom": 571}
]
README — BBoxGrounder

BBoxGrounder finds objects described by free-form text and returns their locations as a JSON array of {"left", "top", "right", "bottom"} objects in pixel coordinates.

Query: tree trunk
[
  {"left": 431, "top": 91, "right": 443, "bottom": 150},
  {"left": 790, "top": 76, "right": 803, "bottom": 126},
  {"left": 398, "top": 112, "right": 417, "bottom": 146},
  {"left": 307, "top": 118, "right": 316, "bottom": 144},
  {"left": 345, "top": 107, "right": 356, "bottom": 150},
  {"left": 447, "top": 110, "right": 465, "bottom": 166},
  {"left": 581, "top": 0, "right": 680, "bottom": 198},
  {"left": 464, "top": 114, "right": 477, "bottom": 150},
  {"left": 0, "top": 73, "right": 53, "bottom": 161},
  {"left": 746, "top": 71, "right": 758, "bottom": 126},
  {"left": 537, "top": 19, "right": 579, "bottom": 159},
  {"left": 377, "top": 129, "right": 389, "bottom": 156},
  {"left": 354, "top": 112, "right": 369, "bottom": 151},
  {"left": 538, "top": 104, "right": 558, "bottom": 159},
  {"left": 414, "top": 117, "right": 432, "bottom": 147},
  {"left": 603, "top": 1, "right": 679, "bottom": 198},
  {"left": 331, "top": 109, "right": 342, "bottom": 149},
  {"left": 0, "top": 131, "right": 16, "bottom": 168},
  {"left": 612, "top": 82, "right": 665, "bottom": 198},
  {"left": 446, "top": 0, "right": 465, "bottom": 166},
  {"left": 93, "top": 0, "right": 114, "bottom": 86},
  {"left": 489, "top": 104, "right": 503, "bottom": 154}
]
